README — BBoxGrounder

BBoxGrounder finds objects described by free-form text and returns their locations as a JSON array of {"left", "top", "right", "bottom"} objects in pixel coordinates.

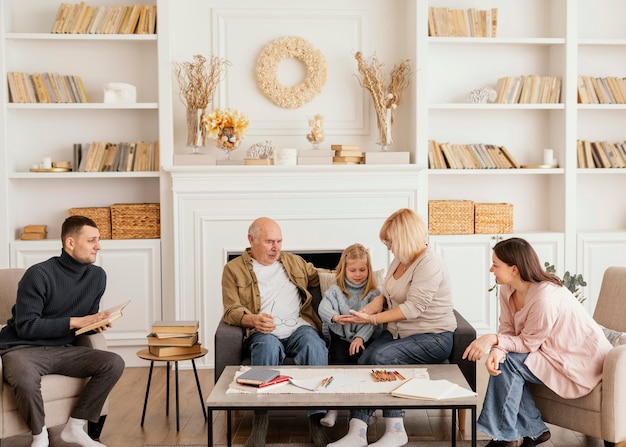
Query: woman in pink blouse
[{"left": 463, "top": 237, "right": 612, "bottom": 447}]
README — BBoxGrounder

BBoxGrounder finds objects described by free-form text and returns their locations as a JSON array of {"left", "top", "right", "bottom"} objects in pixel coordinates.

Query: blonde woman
[{"left": 330, "top": 208, "right": 457, "bottom": 447}]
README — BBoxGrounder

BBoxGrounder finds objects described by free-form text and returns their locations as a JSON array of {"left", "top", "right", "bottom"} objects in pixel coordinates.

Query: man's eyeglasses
[{"left": 270, "top": 301, "right": 299, "bottom": 326}]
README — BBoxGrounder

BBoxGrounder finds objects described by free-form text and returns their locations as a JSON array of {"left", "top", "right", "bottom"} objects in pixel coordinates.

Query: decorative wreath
[{"left": 256, "top": 36, "right": 327, "bottom": 109}]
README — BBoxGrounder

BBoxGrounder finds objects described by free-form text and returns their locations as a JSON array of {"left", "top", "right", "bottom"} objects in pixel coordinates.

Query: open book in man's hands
[{"left": 75, "top": 300, "right": 131, "bottom": 335}]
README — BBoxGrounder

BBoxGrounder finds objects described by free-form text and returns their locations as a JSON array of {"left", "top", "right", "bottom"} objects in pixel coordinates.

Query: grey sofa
[{"left": 213, "top": 283, "right": 477, "bottom": 392}]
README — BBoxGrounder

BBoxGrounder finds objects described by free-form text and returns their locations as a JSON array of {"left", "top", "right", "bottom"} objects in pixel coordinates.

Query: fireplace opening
[{"left": 227, "top": 250, "right": 343, "bottom": 270}]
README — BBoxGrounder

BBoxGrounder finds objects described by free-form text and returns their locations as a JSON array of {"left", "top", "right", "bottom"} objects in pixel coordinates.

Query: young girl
[{"left": 317, "top": 243, "right": 381, "bottom": 427}]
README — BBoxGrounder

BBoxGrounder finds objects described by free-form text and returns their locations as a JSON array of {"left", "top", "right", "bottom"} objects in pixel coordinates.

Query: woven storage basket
[
  {"left": 428, "top": 200, "right": 475, "bottom": 234},
  {"left": 68, "top": 207, "right": 112, "bottom": 239},
  {"left": 110, "top": 203, "right": 160, "bottom": 239},
  {"left": 474, "top": 203, "right": 514, "bottom": 234}
]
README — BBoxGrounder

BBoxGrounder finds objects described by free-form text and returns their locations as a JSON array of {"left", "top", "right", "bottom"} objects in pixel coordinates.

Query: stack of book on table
[{"left": 147, "top": 320, "right": 201, "bottom": 357}]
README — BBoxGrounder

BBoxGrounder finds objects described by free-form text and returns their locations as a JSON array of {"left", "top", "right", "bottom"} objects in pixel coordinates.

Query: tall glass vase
[
  {"left": 376, "top": 108, "right": 393, "bottom": 151},
  {"left": 186, "top": 108, "right": 207, "bottom": 153}
]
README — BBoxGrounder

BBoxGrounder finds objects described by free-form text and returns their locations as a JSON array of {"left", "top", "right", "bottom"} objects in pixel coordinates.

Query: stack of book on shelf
[
  {"left": 7, "top": 72, "right": 88, "bottom": 104},
  {"left": 77, "top": 141, "right": 159, "bottom": 172},
  {"left": 297, "top": 149, "right": 333, "bottom": 165},
  {"left": 332, "top": 145, "right": 364, "bottom": 164},
  {"left": 428, "top": 7, "right": 498, "bottom": 37},
  {"left": 577, "top": 76, "right": 626, "bottom": 104},
  {"left": 20, "top": 225, "right": 47, "bottom": 240},
  {"left": 494, "top": 75, "right": 562, "bottom": 104},
  {"left": 428, "top": 140, "right": 519, "bottom": 170},
  {"left": 51, "top": 3, "right": 157, "bottom": 35},
  {"left": 147, "top": 320, "right": 201, "bottom": 357},
  {"left": 577, "top": 140, "right": 626, "bottom": 169}
]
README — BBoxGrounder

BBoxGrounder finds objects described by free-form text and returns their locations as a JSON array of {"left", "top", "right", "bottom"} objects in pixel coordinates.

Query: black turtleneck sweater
[{"left": 0, "top": 249, "right": 106, "bottom": 349}]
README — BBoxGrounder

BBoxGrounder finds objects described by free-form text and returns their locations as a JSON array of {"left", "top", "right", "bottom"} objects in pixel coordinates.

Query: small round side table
[{"left": 136, "top": 348, "right": 208, "bottom": 431}]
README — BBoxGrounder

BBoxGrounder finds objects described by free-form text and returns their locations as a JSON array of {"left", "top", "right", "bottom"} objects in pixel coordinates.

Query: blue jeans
[
  {"left": 351, "top": 330, "right": 453, "bottom": 423},
  {"left": 477, "top": 352, "right": 549, "bottom": 441},
  {"left": 246, "top": 325, "right": 328, "bottom": 417}
]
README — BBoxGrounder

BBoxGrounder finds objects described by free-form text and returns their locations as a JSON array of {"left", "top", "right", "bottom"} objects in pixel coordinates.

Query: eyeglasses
[{"left": 270, "top": 301, "right": 299, "bottom": 326}]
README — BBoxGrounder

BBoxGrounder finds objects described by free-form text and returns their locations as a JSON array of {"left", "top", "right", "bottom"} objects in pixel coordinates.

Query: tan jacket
[{"left": 222, "top": 249, "right": 322, "bottom": 340}]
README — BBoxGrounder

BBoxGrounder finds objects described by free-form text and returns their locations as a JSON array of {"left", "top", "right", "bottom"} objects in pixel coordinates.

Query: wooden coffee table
[{"left": 207, "top": 364, "right": 477, "bottom": 447}]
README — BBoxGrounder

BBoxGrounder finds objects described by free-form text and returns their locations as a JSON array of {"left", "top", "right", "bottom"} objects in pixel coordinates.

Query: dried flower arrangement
[
  {"left": 354, "top": 51, "right": 412, "bottom": 149},
  {"left": 202, "top": 108, "right": 250, "bottom": 154},
  {"left": 173, "top": 54, "right": 230, "bottom": 148}
]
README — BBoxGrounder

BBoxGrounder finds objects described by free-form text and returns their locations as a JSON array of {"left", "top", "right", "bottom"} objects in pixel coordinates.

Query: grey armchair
[
  {"left": 528, "top": 266, "right": 626, "bottom": 447},
  {"left": 0, "top": 268, "right": 108, "bottom": 441}
]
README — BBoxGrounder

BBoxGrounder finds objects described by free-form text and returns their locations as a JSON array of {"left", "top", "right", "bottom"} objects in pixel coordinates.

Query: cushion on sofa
[{"left": 601, "top": 325, "right": 626, "bottom": 347}]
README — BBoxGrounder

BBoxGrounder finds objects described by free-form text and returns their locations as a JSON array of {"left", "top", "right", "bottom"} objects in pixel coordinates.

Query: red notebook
[{"left": 257, "top": 375, "right": 291, "bottom": 388}]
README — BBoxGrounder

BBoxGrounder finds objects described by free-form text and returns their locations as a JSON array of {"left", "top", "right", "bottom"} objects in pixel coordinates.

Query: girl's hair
[
  {"left": 493, "top": 237, "right": 561, "bottom": 286},
  {"left": 379, "top": 208, "right": 428, "bottom": 264},
  {"left": 335, "top": 243, "right": 377, "bottom": 299}
]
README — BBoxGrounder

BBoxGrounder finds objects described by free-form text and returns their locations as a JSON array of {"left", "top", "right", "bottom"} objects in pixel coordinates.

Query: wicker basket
[
  {"left": 68, "top": 207, "right": 112, "bottom": 239},
  {"left": 110, "top": 203, "right": 160, "bottom": 239},
  {"left": 474, "top": 203, "right": 514, "bottom": 234},
  {"left": 428, "top": 200, "right": 475, "bottom": 234}
]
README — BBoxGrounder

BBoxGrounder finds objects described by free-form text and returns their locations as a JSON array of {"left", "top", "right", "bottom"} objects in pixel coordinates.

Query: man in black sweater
[{"left": 0, "top": 216, "right": 125, "bottom": 447}]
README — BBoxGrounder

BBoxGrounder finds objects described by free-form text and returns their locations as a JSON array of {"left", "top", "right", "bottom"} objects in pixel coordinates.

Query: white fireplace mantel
[{"left": 166, "top": 164, "right": 426, "bottom": 367}]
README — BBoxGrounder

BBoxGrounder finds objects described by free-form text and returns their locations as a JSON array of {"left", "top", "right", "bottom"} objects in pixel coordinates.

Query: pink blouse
[{"left": 493, "top": 282, "right": 612, "bottom": 399}]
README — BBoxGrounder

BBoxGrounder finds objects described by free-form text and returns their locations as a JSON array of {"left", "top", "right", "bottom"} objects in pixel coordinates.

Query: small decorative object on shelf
[
  {"left": 173, "top": 54, "right": 230, "bottom": 154},
  {"left": 465, "top": 86, "right": 497, "bottom": 104},
  {"left": 306, "top": 114, "right": 325, "bottom": 149},
  {"left": 246, "top": 140, "right": 274, "bottom": 160},
  {"left": 354, "top": 51, "right": 411, "bottom": 151},
  {"left": 203, "top": 108, "right": 250, "bottom": 160}
]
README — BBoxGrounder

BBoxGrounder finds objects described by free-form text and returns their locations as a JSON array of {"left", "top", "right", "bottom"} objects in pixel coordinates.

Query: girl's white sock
[
  {"left": 368, "top": 417, "right": 407, "bottom": 447},
  {"left": 326, "top": 417, "right": 368, "bottom": 447}
]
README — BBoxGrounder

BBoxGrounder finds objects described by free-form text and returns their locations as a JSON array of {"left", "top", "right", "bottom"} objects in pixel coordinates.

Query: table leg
[
  {"left": 191, "top": 359, "right": 207, "bottom": 419},
  {"left": 451, "top": 408, "right": 457, "bottom": 447},
  {"left": 140, "top": 361, "right": 155, "bottom": 426},
  {"left": 175, "top": 361, "right": 180, "bottom": 432},
  {"left": 207, "top": 407, "right": 213, "bottom": 447},
  {"left": 227, "top": 409, "right": 232, "bottom": 447},
  {"left": 166, "top": 361, "right": 170, "bottom": 416},
  {"left": 471, "top": 406, "right": 477, "bottom": 447}
]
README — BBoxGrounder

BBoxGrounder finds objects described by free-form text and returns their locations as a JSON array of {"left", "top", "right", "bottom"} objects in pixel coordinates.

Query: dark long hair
[{"left": 493, "top": 237, "right": 561, "bottom": 286}]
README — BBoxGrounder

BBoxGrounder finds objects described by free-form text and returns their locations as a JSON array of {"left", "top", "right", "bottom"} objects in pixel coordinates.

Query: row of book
[
  {"left": 7, "top": 72, "right": 88, "bottom": 104},
  {"left": 495, "top": 75, "right": 562, "bottom": 104},
  {"left": 577, "top": 76, "right": 626, "bottom": 104},
  {"left": 429, "top": 140, "right": 520, "bottom": 169},
  {"left": 77, "top": 141, "right": 159, "bottom": 172},
  {"left": 147, "top": 320, "right": 201, "bottom": 357},
  {"left": 428, "top": 7, "right": 498, "bottom": 38},
  {"left": 577, "top": 140, "right": 626, "bottom": 169},
  {"left": 52, "top": 3, "right": 157, "bottom": 35}
]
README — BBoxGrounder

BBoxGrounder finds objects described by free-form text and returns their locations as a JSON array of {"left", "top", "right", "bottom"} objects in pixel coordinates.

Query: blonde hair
[
  {"left": 379, "top": 208, "right": 428, "bottom": 264},
  {"left": 335, "top": 243, "right": 377, "bottom": 299}
]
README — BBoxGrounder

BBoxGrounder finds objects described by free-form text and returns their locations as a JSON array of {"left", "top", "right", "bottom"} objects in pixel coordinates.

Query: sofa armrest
[
  {"left": 214, "top": 319, "right": 245, "bottom": 384},
  {"left": 450, "top": 309, "right": 477, "bottom": 391},
  {"left": 74, "top": 332, "right": 108, "bottom": 350},
  {"left": 601, "top": 344, "right": 626, "bottom": 441}
]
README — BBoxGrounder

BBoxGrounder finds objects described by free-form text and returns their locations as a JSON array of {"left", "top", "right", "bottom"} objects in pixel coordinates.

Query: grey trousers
[{"left": 1, "top": 345, "right": 125, "bottom": 434}]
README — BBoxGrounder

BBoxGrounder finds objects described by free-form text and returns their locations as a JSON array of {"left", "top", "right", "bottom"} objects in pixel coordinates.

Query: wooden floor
[{"left": 0, "top": 365, "right": 607, "bottom": 447}]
